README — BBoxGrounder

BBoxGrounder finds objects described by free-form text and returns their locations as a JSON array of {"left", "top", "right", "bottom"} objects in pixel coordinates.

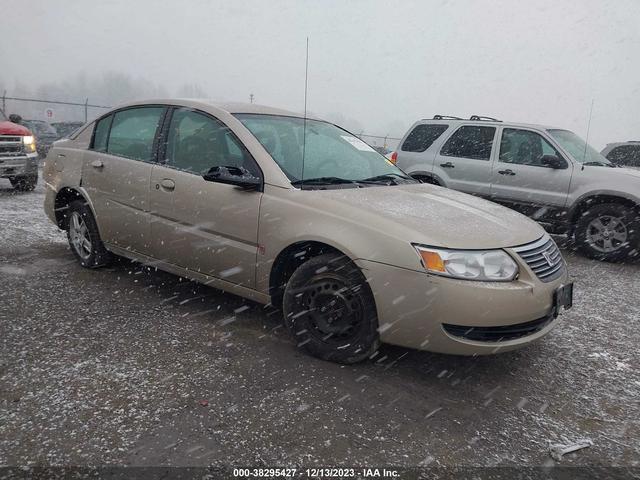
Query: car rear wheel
[
  {"left": 283, "top": 253, "right": 380, "bottom": 364},
  {"left": 66, "top": 200, "right": 112, "bottom": 268},
  {"left": 575, "top": 203, "right": 639, "bottom": 262},
  {"left": 10, "top": 175, "right": 38, "bottom": 191}
]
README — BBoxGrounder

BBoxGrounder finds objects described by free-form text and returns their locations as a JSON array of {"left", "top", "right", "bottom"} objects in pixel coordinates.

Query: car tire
[
  {"left": 575, "top": 202, "right": 639, "bottom": 262},
  {"left": 66, "top": 199, "right": 112, "bottom": 268},
  {"left": 283, "top": 253, "right": 380, "bottom": 364},
  {"left": 10, "top": 175, "right": 38, "bottom": 191}
]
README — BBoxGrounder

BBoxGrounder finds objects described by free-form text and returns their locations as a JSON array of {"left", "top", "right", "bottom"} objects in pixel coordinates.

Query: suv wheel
[
  {"left": 575, "top": 203, "right": 639, "bottom": 262},
  {"left": 10, "top": 175, "right": 38, "bottom": 191},
  {"left": 283, "top": 253, "right": 380, "bottom": 364},
  {"left": 67, "top": 200, "right": 112, "bottom": 268}
]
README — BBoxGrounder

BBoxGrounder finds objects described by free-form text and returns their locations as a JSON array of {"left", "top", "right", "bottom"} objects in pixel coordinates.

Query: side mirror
[
  {"left": 541, "top": 155, "right": 567, "bottom": 169},
  {"left": 203, "top": 165, "right": 262, "bottom": 190}
]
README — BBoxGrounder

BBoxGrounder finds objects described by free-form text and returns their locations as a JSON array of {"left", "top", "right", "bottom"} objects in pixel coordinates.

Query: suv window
[
  {"left": 440, "top": 125, "right": 495, "bottom": 160},
  {"left": 401, "top": 124, "right": 448, "bottom": 152},
  {"left": 107, "top": 107, "right": 164, "bottom": 161},
  {"left": 606, "top": 145, "right": 640, "bottom": 167},
  {"left": 499, "top": 128, "right": 561, "bottom": 167},
  {"left": 165, "top": 108, "right": 258, "bottom": 176}
]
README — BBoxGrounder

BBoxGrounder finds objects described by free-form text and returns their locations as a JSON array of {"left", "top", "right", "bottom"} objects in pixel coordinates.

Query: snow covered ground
[{"left": 0, "top": 175, "right": 638, "bottom": 471}]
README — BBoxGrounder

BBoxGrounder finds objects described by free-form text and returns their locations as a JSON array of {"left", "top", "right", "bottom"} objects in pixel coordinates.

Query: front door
[
  {"left": 81, "top": 106, "right": 165, "bottom": 254},
  {"left": 490, "top": 127, "right": 573, "bottom": 212},
  {"left": 433, "top": 124, "right": 497, "bottom": 196},
  {"left": 148, "top": 107, "right": 262, "bottom": 288}
]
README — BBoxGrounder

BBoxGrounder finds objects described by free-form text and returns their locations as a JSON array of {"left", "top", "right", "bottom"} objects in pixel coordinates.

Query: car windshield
[
  {"left": 548, "top": 129, "right": 612, "bottom": 166},
  {"left": 235, "top": 114, "right": 414, "bottom": 186}
]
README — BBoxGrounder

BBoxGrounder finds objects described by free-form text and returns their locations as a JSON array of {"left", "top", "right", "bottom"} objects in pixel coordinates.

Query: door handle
[
  {"left": 90, "top": 159, "right": 104, "bottom": 169},
  {"left": 440, "top": 162, "right": 455, "bottom": 168},
  {"left": 158, "top": 178, "right": 176, "bottom": 191},
  {"left": 498, "top": 169, "right": 516, "bottom": 176}
]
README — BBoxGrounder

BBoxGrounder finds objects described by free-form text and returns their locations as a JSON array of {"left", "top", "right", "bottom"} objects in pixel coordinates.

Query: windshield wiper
[
  {"left": 583, "top": 161, "right": 614, "bottom": 167},
  {"left": 358, "top": 173, "right": 417, "bottom": 185},
  {"left": 291, "top": 176, "right": 361, "bottom": 188}
]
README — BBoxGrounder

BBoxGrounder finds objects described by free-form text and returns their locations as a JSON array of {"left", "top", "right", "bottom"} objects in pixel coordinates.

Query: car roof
[
  {"left": 605, "top": 141, "right": 640, "bottom": 146},
  {"left": 417, "top": 118, "right": 563, "bottom": 131},
  {"left": 111, "top": 98, "right": 321, "bottom": 120}
]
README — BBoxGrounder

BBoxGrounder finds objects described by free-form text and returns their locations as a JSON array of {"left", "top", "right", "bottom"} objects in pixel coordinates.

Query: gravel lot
[{"left": 0, "top": 175, "right": 638, "bottom": 471}]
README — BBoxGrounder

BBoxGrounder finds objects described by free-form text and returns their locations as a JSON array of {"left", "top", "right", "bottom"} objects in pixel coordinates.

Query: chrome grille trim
[
  {"left": 0, "top": 135, "right": 23, "bottom": 143},
  {"left": 512, "top": 235, "right": 565, "bottom": 283},
  {"left": 0, "top": 135, "right": 24, "bottom": 158}
]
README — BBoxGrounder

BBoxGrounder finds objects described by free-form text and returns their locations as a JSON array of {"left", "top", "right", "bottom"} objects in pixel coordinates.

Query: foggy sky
[{"left": 1, "top": 0, "right": 639, "bottom": 149}]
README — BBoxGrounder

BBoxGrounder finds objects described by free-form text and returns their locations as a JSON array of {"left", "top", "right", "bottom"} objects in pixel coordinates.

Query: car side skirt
[{"left": 106, "top": 244, "right": 271, "bottom": 305}]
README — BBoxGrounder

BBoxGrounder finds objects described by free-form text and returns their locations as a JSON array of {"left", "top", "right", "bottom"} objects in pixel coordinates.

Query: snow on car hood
[{"left": 299, "top": 183, "right": 545, "bottom": 250}]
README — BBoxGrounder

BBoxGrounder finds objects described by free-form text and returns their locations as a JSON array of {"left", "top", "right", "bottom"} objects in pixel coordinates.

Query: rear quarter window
[{"left": 401, "top": 124, "right": 449, "bottom": 152}]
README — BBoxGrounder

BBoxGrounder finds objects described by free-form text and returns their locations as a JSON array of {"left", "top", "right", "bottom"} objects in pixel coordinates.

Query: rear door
[
  {"left": 490, "top": 127, "right": 573, "bottom": 210},
  {"left": 81, "top": 106, "right": 165, "bottom": 254},
  {"left": 148, "top": 107, "right": 262, "bottom": 288},
  {"left": 433, "top": 124, "right": 496, "bottom": 196}
]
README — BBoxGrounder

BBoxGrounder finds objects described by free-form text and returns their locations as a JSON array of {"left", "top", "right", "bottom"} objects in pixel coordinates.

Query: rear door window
[
  {"left": 107, "top": 107, "right": 165, "bottom": 161},
  {"left": 401, "top": 124, "right": 449, "bottom": 152},
  {"left": 440, "top": 125, "right": 496, "bottom": 160}
]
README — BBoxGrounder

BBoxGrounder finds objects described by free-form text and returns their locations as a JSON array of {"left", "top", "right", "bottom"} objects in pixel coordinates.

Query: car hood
[
  {"left": 297, "top": 183, "right": 545, "bottom": 250},
  {"left": 0, "top": 121, "right": 31, "bottom": 136}
]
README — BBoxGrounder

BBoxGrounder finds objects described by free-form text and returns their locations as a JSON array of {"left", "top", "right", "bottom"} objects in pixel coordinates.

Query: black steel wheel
[{"left": 283, "top": 253, "right": 379, "bottom": 364}]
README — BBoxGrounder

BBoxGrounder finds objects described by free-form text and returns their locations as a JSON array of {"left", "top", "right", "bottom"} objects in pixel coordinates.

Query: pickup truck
[{"left": 0, "top": 109, "right": 39, "bottom": 191}]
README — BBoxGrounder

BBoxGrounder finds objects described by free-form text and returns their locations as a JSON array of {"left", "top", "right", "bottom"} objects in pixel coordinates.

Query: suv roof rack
[
  {"left": 431, "top": 115, "right": 463, "bottom": 120},
  {"left": 470, "top": 115, "right": 502, "bottom": 122}
]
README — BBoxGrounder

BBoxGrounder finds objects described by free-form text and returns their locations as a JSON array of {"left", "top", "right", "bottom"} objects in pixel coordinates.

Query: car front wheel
[
  {"left": 575, "top": 203, "right": 639, "bottom": 262},
  {"left": 283, "top": 253, "right": 380, "bottom": 364},
  {"left": 66, "top": 200, "right": 112, "bottom": 268}
]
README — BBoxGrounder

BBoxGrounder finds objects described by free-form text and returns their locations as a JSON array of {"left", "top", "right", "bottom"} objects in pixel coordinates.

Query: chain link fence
[
  {"left": 1, "top": 92, "right": 111, "bottom": 124},
  {"left": 356, "top": 133, "right": 402, "bottom": 152}
]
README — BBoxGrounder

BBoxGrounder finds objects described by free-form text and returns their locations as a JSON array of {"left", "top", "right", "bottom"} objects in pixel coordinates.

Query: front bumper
[
  {"left": 356, "top": 255, "right": 569, "bottom": 356},
  {"left": 0, "top": 153, "right": 38, "bottom": 178}
]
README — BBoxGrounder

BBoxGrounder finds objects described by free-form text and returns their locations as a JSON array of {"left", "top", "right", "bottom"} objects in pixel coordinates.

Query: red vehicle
[{"left": 0, "top": 109, "right": 39, "bottom": 190}]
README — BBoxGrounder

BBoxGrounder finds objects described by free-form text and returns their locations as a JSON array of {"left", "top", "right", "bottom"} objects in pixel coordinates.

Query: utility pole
[{"left": 249, "top": 93, "right": 254, "bottom": 104}]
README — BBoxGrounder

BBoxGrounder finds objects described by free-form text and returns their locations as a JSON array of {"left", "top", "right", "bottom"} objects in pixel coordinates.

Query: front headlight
[
  {"left": 413, "top": 245, "right": 518, "bottom": 281},
  {"left": 23, "top": 135, "right": 37, "bottom": 153}
]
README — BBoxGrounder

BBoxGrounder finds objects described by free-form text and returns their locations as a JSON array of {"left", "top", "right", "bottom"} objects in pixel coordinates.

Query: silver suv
[{"left": 395, "top": 115, "right": 640, "bottom": 262}]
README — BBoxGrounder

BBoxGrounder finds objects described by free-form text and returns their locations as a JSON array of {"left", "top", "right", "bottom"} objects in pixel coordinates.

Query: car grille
[
  {"left": 512, "top": 235, "right": 565, "bottom": 282},
  {"left": 0, "top": 135, "right": 24, "bottom": 158},
  {"left": 443, "top": 313, "right": 555, "bottom": 342}
]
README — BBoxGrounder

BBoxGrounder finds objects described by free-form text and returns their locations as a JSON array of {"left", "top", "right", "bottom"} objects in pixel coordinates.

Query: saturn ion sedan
[{"left": 43, "top": 99, "right": 573, "bottom": 363}]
